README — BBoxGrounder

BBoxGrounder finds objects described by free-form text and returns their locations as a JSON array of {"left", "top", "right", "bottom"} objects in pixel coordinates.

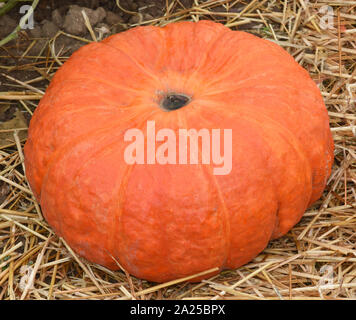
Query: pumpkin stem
[{"left": 160, "top": 93, "right": 191, "bottom": 111}]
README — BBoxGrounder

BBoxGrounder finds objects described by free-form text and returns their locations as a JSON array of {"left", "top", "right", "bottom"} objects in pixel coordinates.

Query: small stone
[
  {"left": 126, "top": 0, "right": 138, "bottom": 11},
  {"left": 112, "top": 24, "right": 127, "bottom": 34},
  {"left": 105, "top": 11, "right": 124, "bottom": 25},
  {"left": 94, "top": 7, "right": 106, "bottom": 24},
  {"left": 63, "top": 5, "right": 107, "bottom": 35},
  {"left": 137, "top": 1, "right": 146, "bottom": 8},
  {"left": 28, "top": 25, "right": 43, "bottom": 38},
  {"left": 128, "top": 14, "right": 141, "bottom": 25},
  {"left": 42, "top": 20, "right": 59, "bottom": 38},
  {"left": 0, "top": 15, "right": 17, "bottom": 39},
  {"left": 146, "top": 6, "right": 159, "bottom": 17},
  {"left": 63, "top": 5, "right": 87, "bottom": 35},
  {"left": 52, "top": 9, "right": 63, "bottom": 27}
]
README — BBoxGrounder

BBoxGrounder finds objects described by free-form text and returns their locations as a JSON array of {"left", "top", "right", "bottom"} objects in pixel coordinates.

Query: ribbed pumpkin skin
[{"left": 24, "top": 20, "right": 334, "bottom": 282}]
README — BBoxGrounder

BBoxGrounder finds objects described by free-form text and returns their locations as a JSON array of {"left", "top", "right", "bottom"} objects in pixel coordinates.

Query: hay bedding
[{"left": 0, "top": 0, "right": 355, "bottom": 300}]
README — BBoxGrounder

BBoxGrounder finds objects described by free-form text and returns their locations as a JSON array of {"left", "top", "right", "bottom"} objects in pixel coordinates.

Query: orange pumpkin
[{"left": 24, "top": 20, "right": 334, "bottom": 282}]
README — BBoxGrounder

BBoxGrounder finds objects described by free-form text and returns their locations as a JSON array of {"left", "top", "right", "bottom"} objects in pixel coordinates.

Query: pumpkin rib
[
  {"left": 108, "top": 110, "right": 162, "bottom": 266},
  {"left": 198, "top": 87, "right": 327, "bottom": 158},
  {"left": 204, "top": 83, "right": 326, "bottom": 111},
  {"left": 116, "top": 107, "right": 230, "bottom": 281},
  {"left": 31, "top": 98, "right": 153, "bottom": 141},
  {"left": 200, "top": 75, "right": 319, "bottom": 103},
  {"left": 204, "top": 70, "right": 317, "bottom": 101},
  {"left": 30, "top": 104, "right": 131, "bottom": 162},
  {"left": 48, "top": 65, "right": 149, "bottom": 95},
  {"left": 55, "top": 76, "right": 150, "bottom": 95},
  {"left": 39, "top": 108, "right": 162, "bottom": 268},
  {"left": 73, "top": 40, "right": 163, "bottom": 89},
  {"left": 34, "top": 105, "right": 156, "bottom": 200},
  {"left": 200, "top": 83, "right": 330, "bottom": 140},
  {"left": 100, "top": 41, "right": 163, "bottom": 86},
  {"left": 187, "top": 28, "right": 230, "bottom": 76},
  {"left": 204, "top": 163, "right": 231, "bottom": 270},
  {"left": 187, "top": 99, "right": 313, "bottom": 238},
  {"left": 242, "top": 87, "right": 332, "bottom": 200},
  {"left": 40, "top": 140, "right": 127, "bottom": 264},
  {"left": 38, "top": 121, "right": 128, "bottom": 201},
  {"left": 181, "top": 100, "right": 279, "bottom": 265},
  {"left": 31, "top": 78, "right": 146, "bottom": 123},
  {"left": 48, "top": 44, "right": 162, "bottom": 97},
  {"left": 170, "top": 21, "right": 231, "bottom": 90},
  {"left": 68, "top": 135, "right": 135, "bottom": 194},
  {"left": 110, "top": 160, "right": 136, "bottom": 269},
  {"left": 234, "top": 86, "right": 332, "bottom": 205},
  {"left": 178, "top": 110, "right": 230, "bottom": 272},
  {"left": 203, "top": 85, "right": 324, "bottom": 115},
  {"left": 199, "top": 37, "right": 291, "bottom": 88},
  {"left": 180, "top": 109, "right": 231, "bottom": 270},
  {"left": 199, "top": 72, "right": 277, "bottom": 97},
  {"left": 30, "top": 104, "right": 125, "bottom": 130},
  {"left": 98, "top": 95, "right": 143, "bottom": 109},
  {"left": 44, "top": 79, "right": 133, "bottom": 112},
  {"left": 119, "top": 163, "right": 229, "bottom": 282},
  {"left": 192, "top": 109, "right": 280, "bottom": 267},
  {"left": 195, "top": 96, "right": 325, "bottom": 203},
  {"left": 102, "top": 25, "right": 167, "bottom": 75},
  {"left": 238, "top": 116, "right": 313, "bottom": 237}
]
